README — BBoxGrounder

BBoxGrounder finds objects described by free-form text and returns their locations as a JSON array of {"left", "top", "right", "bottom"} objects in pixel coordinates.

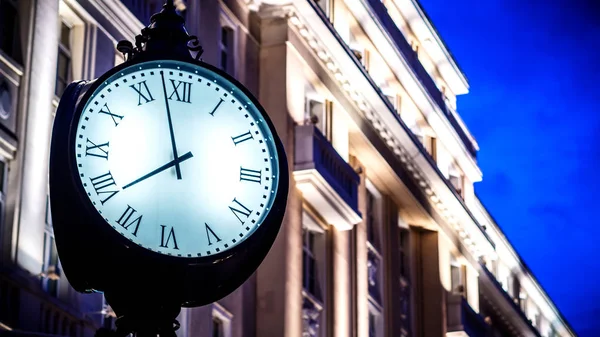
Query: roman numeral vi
[{"left": 159, "top": 225, "right": 179, "bottom": 250}]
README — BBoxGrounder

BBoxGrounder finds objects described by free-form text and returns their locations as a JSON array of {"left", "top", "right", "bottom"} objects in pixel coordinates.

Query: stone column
[
  {"left": 16, "top": 0, "right": 60, "bottom": 274},
  {"left": 255, "top": 4, "right": 302, "bottom": 337}
]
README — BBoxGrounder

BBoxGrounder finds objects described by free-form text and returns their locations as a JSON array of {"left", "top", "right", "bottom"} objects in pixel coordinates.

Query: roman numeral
[
  {"left": 159, "top": 225, "right": 179, "bottom": 250},
  {"left": 231, "top": 131, "right": 253, "bottom": 145},
  {"left": 240, "top": 167, "right": 261, "bottom": 184},
  {"left": 130, "top": 80, "right": 155, "bottom": 106},
  {"left": 116, "top": 205, "right": 142, "bottom": 236},
  {"left": 168, "top": 80, "right": 192, "bottom": 103},
  {"left": 89, "top": 172, "right": 119, "bottom": 205},
  {"left": 209, "top": 98, "right": 224, "bottom": 116},
  {"left": 99, "top": 103, "right": 124, "bottom": 127},
  {"left": 229, "top": 198, "right": 252, "bottom": 225},
  {"left": 205, "top": 223, "right": 222, "bottom": 246},
  {"left": 85, "top": 139, "right": 109, "bottom": 159}
]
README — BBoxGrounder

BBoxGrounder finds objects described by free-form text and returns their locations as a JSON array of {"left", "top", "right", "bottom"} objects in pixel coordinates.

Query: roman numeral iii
[
  {"left": 116, "top": 205, "right": 142, "bottom": 236},
  {"left": 240, "top": 167, "right": 261, "bottom": 184},
  {"left": 89, "top": 171, "right": 119, "bottom": 205},
  {"left": 130, "top": 80, "right": 155, "bottom": 106},
  {"left": 159, "top": 225, "right": 179, "bottom": 250},
  {"left": 168, "top": 80, "right": 192, "bottom": 103},
  {"left": 85, "top": 139, "right": 109, "bottom": 159},
  {"left": 229, "top": 198, "right": 252, "bottom": 225}
]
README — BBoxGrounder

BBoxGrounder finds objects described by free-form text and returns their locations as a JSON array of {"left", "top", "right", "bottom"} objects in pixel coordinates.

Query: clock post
[{"left": 49, "top": 1, "right": 289, "bottom": 337}]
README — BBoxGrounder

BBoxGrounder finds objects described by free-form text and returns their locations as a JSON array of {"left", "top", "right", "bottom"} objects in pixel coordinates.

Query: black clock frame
[{"left": 49, "top": 27, "right": 289, "bottom": 325}]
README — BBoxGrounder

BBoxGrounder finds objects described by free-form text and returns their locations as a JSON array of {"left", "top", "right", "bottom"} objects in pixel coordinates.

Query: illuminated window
[
  {"left": 347, "top": 32, "right": 370, "bottom": 71},
  {"left": 450, "top": 256, "right": 466, "bottom": 298},
  {"left": 424, "top": 136, "right": 437, "bottom": 162},
  {"left": 305, "top": 93, "right": 333, "bottom": 141},
  {"left": 55, "top": 21, "right": 72, "bottom": 97},
  {"left": 448, "top": 162, "right": 464, "bottom": 197},
  {"left": 0, "top": 0, "right": 22, "bottom": 64}
]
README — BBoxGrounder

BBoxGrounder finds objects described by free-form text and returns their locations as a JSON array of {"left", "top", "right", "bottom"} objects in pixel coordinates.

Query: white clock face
[{"left": 74, "top": 60, "right": 280, "bottom": 258}]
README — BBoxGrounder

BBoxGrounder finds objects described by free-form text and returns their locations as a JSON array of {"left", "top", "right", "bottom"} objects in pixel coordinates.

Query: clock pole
[{"left": 110, "top": 2, "right": 200, "bottom": 336}]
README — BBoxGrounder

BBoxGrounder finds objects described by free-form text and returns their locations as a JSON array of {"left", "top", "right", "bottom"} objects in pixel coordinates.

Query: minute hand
[
  {"left": 123, "top": 152, "right": 193, "bottom": 189},
  {"left": 160, "top": 71, "right": 183, "bottom": 179}
]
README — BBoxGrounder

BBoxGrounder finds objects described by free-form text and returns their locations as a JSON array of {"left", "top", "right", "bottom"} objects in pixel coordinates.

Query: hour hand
[{"left": 123, "top": 152, "right": 193, "bottom": 189}]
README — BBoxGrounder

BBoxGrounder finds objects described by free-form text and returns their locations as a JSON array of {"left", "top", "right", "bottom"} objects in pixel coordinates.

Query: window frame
[
  {"left": 211, "top": 302, "right": 233, "bottom": 337},
  {"left": 219, "top": 10, "right": 237, "bottom": 78}
]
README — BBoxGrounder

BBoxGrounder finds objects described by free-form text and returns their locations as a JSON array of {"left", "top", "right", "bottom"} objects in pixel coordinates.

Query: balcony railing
[
  {"left": 447, "top": 292, "right": 491, "bottom": 337},
  {"left": 363, "top": 0, "right": 478, "bottom": 157},
  {"left": 294, "top": 125, "right": 361, "bottom": 230},
  {"left": 479, "top": 265, "right": 542, "bottom": 337}
]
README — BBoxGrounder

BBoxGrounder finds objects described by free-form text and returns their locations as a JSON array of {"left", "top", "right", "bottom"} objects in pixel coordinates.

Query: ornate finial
[{"left": 116, "top": 1, "right": 203, "bottom": 62}]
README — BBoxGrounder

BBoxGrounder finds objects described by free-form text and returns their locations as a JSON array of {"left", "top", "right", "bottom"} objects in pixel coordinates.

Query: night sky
[{"left": 418, "top": 0, "right": 600, "bottom": 336}]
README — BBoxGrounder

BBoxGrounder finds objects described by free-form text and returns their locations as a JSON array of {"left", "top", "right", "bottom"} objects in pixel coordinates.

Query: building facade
[{"left": 0, "top": 1, "right": 576, "bottom": 337}]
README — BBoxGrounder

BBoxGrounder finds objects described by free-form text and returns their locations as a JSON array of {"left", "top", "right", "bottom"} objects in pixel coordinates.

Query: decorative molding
[{"left": 287, "top": 10, "right": 484, "bottom": 256}]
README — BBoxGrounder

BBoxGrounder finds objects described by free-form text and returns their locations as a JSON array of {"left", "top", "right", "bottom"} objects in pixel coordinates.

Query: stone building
[{"left": 0, "top": 0, "right": 576, "bottom": 337}]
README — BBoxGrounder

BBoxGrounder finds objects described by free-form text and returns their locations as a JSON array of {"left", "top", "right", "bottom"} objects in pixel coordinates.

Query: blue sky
[{"left": 418, "top": 0, "right": 600, "bottom": 335}]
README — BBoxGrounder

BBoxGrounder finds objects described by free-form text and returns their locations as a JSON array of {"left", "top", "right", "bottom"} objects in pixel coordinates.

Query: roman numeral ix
[
  {"left": 205, "top": 223, "right": 222, "bottom": 246},
  {"left": 99, "top": 103, "right": 124, "bottom": 127},
  {"left": 116, "top": 205, "right": 142, "bottom": 236},
  {"left": 130, "top": 80, "right": 155, "bottom": 106},
  {"left": 89, "top": 171, "right": 119, "bottom": 205},
  {"left": 159, "top": 225, "right": 179, "bottom": 250},
  {"left": 240, "top": 167, "right": 261, "bottom": 184},
  {"left": 231, "top": 131, "right": 253, "bottom": 145},
  {"left": 85, "top": 138, "right": 109, "bottom": 159},
  {"left": 168, "top": 80, "right": 192, "bottom": 103},
  {"left": 229, "top": 198, "right": 252, "bottom": 225}
]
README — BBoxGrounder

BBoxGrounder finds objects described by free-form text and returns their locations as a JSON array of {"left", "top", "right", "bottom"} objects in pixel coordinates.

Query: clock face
[{"left": 73, "top": 60, "right": 280, "bottom": 258}]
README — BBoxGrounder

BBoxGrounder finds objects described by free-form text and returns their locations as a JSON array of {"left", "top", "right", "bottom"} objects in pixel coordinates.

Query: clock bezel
[{"left": 67, "top": 54, "right": 288, "bottom": 267}]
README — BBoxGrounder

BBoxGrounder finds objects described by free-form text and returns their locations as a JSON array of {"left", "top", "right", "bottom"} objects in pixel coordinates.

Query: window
[
  {"left": 448, "top": 163, "right": 464, "bottom": 197},
  {"left": 314, "top": 0, "right": 330, "bottom": 16},
  {"left": 368, "top": 303, "right": 384, "bottom": 337},
  {"left": 450, "top": 257, "right": 466, "bottom": 297},
  {"left": 55, "top": 21, "right": 73, "bottom": 97},
  {"left": 42, "top": 195, "right": 60, "bottom": 297},
  {"left": 212, "top": 303, "right": 232, "bottom": 337},
  {"left": 302, "top": 211, "right": 326, "bottom": 337},
  {"left": 0, "top": 0, "right": 22, "bottom": 64},
  {"left": 398, "top": 228, "right": 411, "bottom": 337},
  {"left": 348, "top": 32, "right": 370, "bottom": 71},
  {"left": 305, "top": 94, "right": 332, "bottom": 141},
  {"left": 366, "top": 182, "right": 384, "bottom": 337},
  {"left": 0, "top": 159, "right": 7, "bottom": 229},
  {"left": 219, "top": 26, "right": 235, "bottom": 76},
  {"left": 212, "top": 317, "right": 223, "bottom": 337},
  {"left": 424, "top": 136, "right": 437, "bottom": 161}
]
